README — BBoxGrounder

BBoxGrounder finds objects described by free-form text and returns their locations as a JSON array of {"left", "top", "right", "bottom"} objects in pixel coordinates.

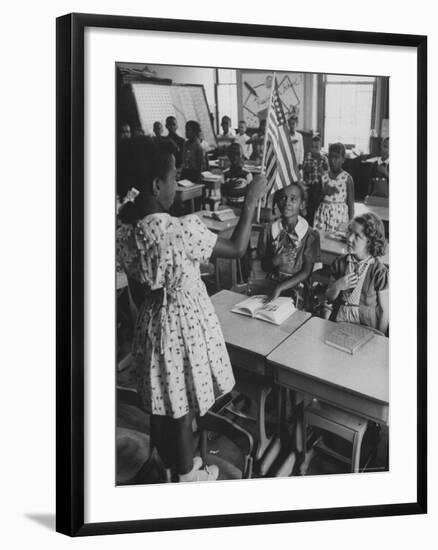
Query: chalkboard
[{"left": 131, "top": 82, "right": 216, "bottom": 147}]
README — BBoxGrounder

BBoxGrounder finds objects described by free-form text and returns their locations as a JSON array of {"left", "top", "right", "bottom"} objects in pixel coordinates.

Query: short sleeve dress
[
  {"left": 116, "top": 213, "right": 235, "bottom": 419},
  {"left": 314, "top": 170, "right": 351, "bottom": 232}
]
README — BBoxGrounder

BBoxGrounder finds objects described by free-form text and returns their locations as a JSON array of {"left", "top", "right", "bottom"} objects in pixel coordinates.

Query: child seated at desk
[
  {"left": 180, "top": 120, "right": 206, "bottom": 183},
  {"left": 258, "top": 183, "right": 321, "bottom": 307},
  {"left": 314, "top": 142, "right": 355, "bottom": 233},
  {"left": 325, "top": 212, "right": 389, "bottom": 333},
  {"left": 235, "top": 120, "right": 252, "bottom": 160},
  {"left": 222, "top": 142, "right": 253, "bottom": 208}
]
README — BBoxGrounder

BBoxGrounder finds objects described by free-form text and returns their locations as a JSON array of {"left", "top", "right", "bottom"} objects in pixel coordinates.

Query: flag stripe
[{"left": 262, "top": 76, "right": 299, "bottom": 198}]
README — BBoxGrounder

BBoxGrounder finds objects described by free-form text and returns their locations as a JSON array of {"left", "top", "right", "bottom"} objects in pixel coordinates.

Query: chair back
[{"left": 199, "top": 410, "right": 254, "bottom": 479}]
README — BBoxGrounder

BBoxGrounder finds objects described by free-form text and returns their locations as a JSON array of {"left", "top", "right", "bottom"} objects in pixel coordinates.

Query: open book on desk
[{"left": 231, "top": 295, "right": 296, "bottom": 325}]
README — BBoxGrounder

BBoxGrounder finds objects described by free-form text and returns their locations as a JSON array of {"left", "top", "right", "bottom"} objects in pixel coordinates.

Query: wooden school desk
[
  {"left": 211, "top": 290, "right": 311, "bottom": 461},
  {"left": 267, "top": 317, "right": 389, "bottom": 426},
  {"left": 194, "top": 210, "right": 240, "bottom": 289},
  {"left": 194, "top": 210, "right": 239, "bottom": 234},
  {"left": 175, "top": 183, "right": 205, "bottom": 213},
  {"left": 355, "top": 200, "right": 389, "bottom": 223}
]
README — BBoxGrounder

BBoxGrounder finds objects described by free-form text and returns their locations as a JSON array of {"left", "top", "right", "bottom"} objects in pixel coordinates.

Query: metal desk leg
[{"left": 255, "top": 384, "right": 274, "bottom": 461}]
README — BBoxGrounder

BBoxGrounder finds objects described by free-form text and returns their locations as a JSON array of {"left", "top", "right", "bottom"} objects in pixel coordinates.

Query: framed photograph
[{"left": 56, "top": 13, "right": 427, "bottom": 536}]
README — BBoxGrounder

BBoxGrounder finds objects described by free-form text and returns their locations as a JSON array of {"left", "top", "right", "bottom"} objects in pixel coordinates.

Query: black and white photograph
[{"left": 115, "top": 62, "right": 390, "bottom": 485}]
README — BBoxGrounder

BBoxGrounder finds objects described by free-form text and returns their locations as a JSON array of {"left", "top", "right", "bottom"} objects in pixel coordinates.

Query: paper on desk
[
  {"left": 178, "top": 179, "right": 195, "bottom": 187},
  {"left": 201, "top": 171, "right": 222, "bottom": 181}
]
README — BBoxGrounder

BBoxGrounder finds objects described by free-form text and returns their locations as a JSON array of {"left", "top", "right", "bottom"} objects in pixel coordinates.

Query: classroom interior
[{"left": 116, "top": 63, "right": 389, "bottom": 484}]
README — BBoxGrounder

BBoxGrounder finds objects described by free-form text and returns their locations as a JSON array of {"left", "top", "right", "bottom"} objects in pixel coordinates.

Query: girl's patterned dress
[
  {"left": 314, "top": 170, "right": 351, "bottom": 232},
  {"left": 330, "top": 254, "right": 389, "bottom": 329},
  {"left": 117, "top": 213, "right": 235, "bottom": 419}
]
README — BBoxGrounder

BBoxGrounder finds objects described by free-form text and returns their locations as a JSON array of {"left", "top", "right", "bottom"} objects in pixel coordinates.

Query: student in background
[
  {"left": 258, "top": 183, "right": 321, "bottom": 306},
  {"left": 117, "top": 139, "right": 268, "bottom": 482},
  {"left": 165, "top": 116, "right": 185, "bottom": 168},
  {"left": 217, "top": 115, "right": 236, "bottom": 156},
  {"left": 119, "top": 123, "right": 131, "bottom": 140},
  {"left": 181, "top": 120, "right": 205, "bottom": 183},
  {"left": 325, "top": 212, "right": 388, "bottom": 333},
  {"left": 235, "top": 120, "right": 252, "bottom": 160},
  {"left": 132, "top": 127, "right": 145, "bottom": 138},
  {"left": 288, "top": 111, "right": 304, "bottom": 172},
  {"left": 314, "top": 142, "right": 354, "bottom": 233},
  {"left": 369, "top": 137, "right": 389, "bottom": 198},
  {"left": 302, "top": 135, "right": 329, "bottom": 225},
  {"left": 249, "top": 118, "right": 266, "bottom": 163},
  {"left": 199, "top": 130, "right": 211, "bottom": 172},
  {"left": 152, "top": 121, "right": 163, "bottom": 139},
  {"left": 222, "top": 142, "right": 253, "bottom": 208},
  {"left": 219, "top": 115, "right": 235, "bottom": 139},
  {"left": 199, "top": 129, "right": 210, "bottom": 154}
]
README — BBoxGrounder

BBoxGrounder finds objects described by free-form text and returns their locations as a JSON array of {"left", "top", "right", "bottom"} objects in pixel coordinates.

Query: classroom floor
[{"left": 116, "top": 382, "right": 388, "bottom": 484}]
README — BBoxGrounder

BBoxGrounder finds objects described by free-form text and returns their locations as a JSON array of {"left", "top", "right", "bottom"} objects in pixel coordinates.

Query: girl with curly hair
[{"left": 325, "top": 212, "right": 389, "bottom": 333}]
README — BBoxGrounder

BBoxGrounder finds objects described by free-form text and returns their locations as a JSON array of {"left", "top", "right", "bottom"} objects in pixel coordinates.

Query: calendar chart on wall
[{"left": 131, "top": 83, "right": 216, "bottom": 147}]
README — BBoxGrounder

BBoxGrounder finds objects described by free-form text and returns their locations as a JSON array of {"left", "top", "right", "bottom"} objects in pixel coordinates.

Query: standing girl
[
  {"left": 314, "top": 142, "right": 354, "bottom": 232},
  {"left": 117, "top": 138, "right": 267, "bottom": 482},
  {"left": 325, "top": 212, "right": 389, "bottom": 333}
]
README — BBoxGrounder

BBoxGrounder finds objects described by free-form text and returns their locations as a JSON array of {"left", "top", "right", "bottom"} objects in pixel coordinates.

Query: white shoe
[
  {"left": 179, "top": 464, "right": 219, "bottom": 482},
  {"left": 192, "top": 456, "right": 203, "bottom": 470}
]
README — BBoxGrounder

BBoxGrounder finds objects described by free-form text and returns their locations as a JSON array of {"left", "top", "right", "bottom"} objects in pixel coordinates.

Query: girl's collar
[{"left": 272, "top": 215, "right": 308, "bottom": 240}]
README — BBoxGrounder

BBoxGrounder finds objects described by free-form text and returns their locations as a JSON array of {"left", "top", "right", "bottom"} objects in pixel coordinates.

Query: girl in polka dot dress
[
  {"left": 117, "top": 138, "right": 267, "bottom": 482},
  {"left": 313, "top": 142, "right": 355, "bottom": 232}
]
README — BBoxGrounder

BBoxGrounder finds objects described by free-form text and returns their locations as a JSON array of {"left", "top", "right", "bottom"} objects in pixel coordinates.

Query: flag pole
[{"left": 257, "top": 72, "right": 277, "bottom": 223}]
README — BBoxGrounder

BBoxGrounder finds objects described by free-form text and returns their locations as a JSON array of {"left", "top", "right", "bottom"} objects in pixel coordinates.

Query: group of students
[
  {"left": 120, "top": 115, "right": 209, "bottom": 186},
  {"left": 116, "top": 119, "right": 389, "bottom": 483}
]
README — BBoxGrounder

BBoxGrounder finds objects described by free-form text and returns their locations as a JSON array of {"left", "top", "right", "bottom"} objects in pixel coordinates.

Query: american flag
[{"left": 263, "top": 77, "right": 299, "bottom": 200}]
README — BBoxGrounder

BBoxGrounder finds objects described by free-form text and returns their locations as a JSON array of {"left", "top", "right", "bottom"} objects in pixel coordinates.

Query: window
[
  {"left": 216, "top": 69, "right": 238, "bottom": 133},
  {"left": 323, "top": 75, "right": 376, "bottom": 154}
]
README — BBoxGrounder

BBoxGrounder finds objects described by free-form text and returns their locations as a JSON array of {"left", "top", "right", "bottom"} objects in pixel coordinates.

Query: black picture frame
[{"left": 56, "top": 12, "right": 427, "bottom": 537}]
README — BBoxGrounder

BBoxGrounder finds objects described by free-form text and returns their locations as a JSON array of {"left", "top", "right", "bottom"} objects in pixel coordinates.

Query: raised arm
[
  {"left": 346, "top": 174, "right": 355, "bottom": 220},
  {"left": 212, "top": 175, "right": 268, "bottom": 259},
  {"left": 267, "top": 254, "right": 314, "bottom": 302}
]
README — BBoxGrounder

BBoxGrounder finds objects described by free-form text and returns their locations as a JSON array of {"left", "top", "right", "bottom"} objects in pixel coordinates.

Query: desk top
[
  {"left": 355, "top": 201, "right": 389, "bottom": 222},
  {"left": 212, "top": 290, "right": 311, "bottom": 358},
  {"left": 319, "top": 231, "right": 389, "bottom": 266},
  {"left": 175, "top": 183, "right": 204, "bottom": 194},
  {"left": 267, "top": 317, "right": 389, "bottom": 404},
  {"left": 194, "top": 210, "right": 239, "bottom": 234},
  {"left": 366, "top": 204, "right": 389, "bottom": 222}
]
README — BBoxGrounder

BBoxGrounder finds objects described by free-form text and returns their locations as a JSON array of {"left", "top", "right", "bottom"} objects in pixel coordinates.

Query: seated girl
[
  {"left": 258, "top": 183, "right": 321, "bottom": 307},
  {"left": 325, "top": 212, "right": 389, "bottom": 333}
]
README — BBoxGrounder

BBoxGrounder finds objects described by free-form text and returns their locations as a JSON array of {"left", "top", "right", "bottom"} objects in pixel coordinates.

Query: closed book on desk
[
  {"left": 178, "top": 179, "right": 195, "bottom": 188},
  {"left": 325, "top": 323, "right": 374, "bottom": 355},
  {"left": 232, "top": 295, "right": 296, "bottom": 326},
  {"left": 212, "top": 209, "right": 236, "bottom": 222}
]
